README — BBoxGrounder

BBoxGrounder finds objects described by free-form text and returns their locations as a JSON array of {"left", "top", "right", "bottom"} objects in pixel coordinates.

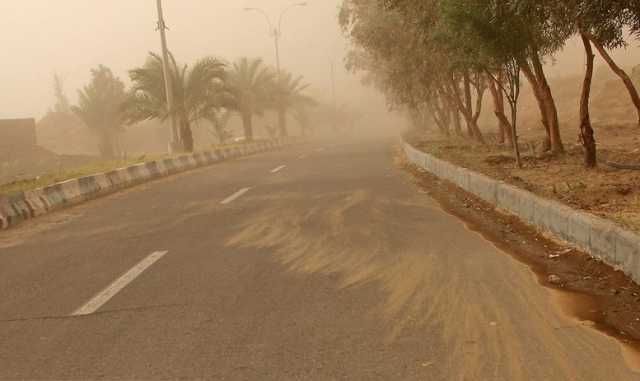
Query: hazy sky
[
  {"left": 2, "top": 1, "right": 640, "bottom": 120},
  {"left": 1, "top": 0, "right": 349, "bottom": 119}
]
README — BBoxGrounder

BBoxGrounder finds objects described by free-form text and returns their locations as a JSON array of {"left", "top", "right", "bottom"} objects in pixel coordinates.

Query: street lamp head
[
  {"left": 296, "top": 2, "right": 307, "bottom": 6},
  {"left": 243, "top": 7, "right": 256, "bottom": 11}
]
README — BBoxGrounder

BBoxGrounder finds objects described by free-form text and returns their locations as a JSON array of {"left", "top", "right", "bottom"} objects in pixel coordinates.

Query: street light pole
[
  {"left": 156, "top": 0, "right": 180, "bottom": 153},
  {"left": 244, "top": 2, "right": 307, "bottom": 74},
  {"left": 244, "top": 3, "right": 306, "bottom": 138},
  {"left": 273, "top": 28, "right": 281, "bottom": 74}
]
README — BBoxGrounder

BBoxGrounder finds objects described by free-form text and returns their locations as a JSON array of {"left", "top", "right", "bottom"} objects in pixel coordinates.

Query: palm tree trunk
[
  {"left": 241, "top": 111, "right": 254, "bottom": 141},
  {"left": 278, "top": 107, "right": 288, "bottom": 137},
  {"left": 180, "top": 116, "right": 194, "bottom": 152},
  {"left": 98, "top": 131, "right": 116, "bottom": 158}
]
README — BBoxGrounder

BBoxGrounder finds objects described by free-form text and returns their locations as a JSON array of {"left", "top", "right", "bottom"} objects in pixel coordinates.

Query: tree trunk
[
  {"left": 488, "top": 77, "right": 513, "bottom": 147},
  {"left": 520, "top": 63, "right": 551, "bottom": 151},
  {"left": 462, "top": 72, "right": 476, "bottom": 139},
  {"left": 98, "top": 131, "right": 116, "bottom": 158},
  {"left": 529, "top": 51, "right": 564, "bottom": 154},
  {"left": 180, "top": 116, "right": 194, "bottom": 152},
  {"left": 509, "top": 101, "right": 522, "bottom": 168},
  {"left": 585, "top": 33, "right": 640, "bottom": 126},
  {"left": 435, "top": 98, "right": 451, "bottom": 136},
  {"left": 426, "top": 100, "right": 449, "bottom": 136},
  {"left": 579, "top": 31, "right": 597, "bottom": 168},
  {"left": 471, "top": 75, "right": 487, "bottom": 142},
  {"left": 278, "top": 107, "right": 288, "bottom": 137},
  {"left": 452, "top": 108, "right": 462, "bottom": 136},
  {"left": 241, "top": 111, "right": 254, "bottom": 141}
]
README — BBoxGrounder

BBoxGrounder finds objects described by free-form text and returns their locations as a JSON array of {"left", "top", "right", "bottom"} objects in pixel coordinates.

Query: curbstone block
[
  {"left": 467, "top": 173, "right": 498, "bottom": 204},
  {"left": 59, "top": 179, "right": 83, "bottom": 203},
  {"left": 403, "top": 140, "right": 640, "bottom": 283},
  {"left": 93, "top": 173, "right": 113, "bottom": 193},
  {"left": 533, "top": 198, "right": 574, "bottom": 242},
  {"left": 0, "top": 138, "right": 296, "bottom": 230},
  {"left": 589, "top": 216, "right": 619, "bottom": 263},
  {"left": 615, "top": 228, "right": 640, "bottom": 282},
  {"left": 566, "top": 210, "right": 593, "bottom": 252},
  {"left": 23, "top": 189, "right": 49, "bottom": 216}
]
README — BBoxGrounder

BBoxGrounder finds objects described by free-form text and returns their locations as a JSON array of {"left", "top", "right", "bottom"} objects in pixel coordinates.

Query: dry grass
[{"left": 411, "top": 128, "right": 640, "bottom": 234}]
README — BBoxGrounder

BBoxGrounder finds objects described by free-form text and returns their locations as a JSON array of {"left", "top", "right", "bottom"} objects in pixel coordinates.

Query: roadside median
[
  {"left": 0, "top": 138, "right": 299, "bottom": 230},
  {"left": 403, "top": 141, "right": 640, "bottom": 284}
]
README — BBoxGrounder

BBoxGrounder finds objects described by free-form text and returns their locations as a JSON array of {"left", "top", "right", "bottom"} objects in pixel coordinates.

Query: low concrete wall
[
  {"left": 404, "top": 141, "right": 640, "bottom": 283},
  {"left": 0, "top": 138, "right": 297, "bottom": 230}
]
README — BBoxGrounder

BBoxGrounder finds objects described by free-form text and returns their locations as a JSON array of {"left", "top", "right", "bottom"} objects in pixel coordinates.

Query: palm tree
[
  {"left": 123, "top": 52, "right": 226, "bottom": 152},
  {"left": 205, "top": 108, "right": 234, "bottom": 144},
  {"left": 226, "top": 57, "right": 275, "bottom": 140},
  {"left": 72, "top": 65, "right": 127, "bottom": 158},
  {"left": 271, "top": 71, "right": 315, "bottom": 137},
  {"left": 292, "top": 101, "right": 318, "bottom": 136}
]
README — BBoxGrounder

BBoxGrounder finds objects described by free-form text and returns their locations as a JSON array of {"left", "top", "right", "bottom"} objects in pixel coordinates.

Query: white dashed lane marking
[
  {"left": 72, "top": 250, "right": 168, "bottom": 316},
  {"left": 270, "top": 165, "right": 286, "bottom": 173},
  {"left": 221, "top": 187, "right": 251, "bottom": 204}
]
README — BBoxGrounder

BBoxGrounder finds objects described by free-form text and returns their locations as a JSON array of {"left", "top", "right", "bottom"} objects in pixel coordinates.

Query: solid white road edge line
[
  {"left": 221, "top": 187, "right": 251, "bottom": 204},
  {"left": 72, "top": 250, "right": 168, "bottom": 316},
  {"left": 270, "top": 165, "right": 286, "bottom": 173}
]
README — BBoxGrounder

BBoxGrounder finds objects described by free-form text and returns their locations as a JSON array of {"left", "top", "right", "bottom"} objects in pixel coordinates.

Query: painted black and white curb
[
  {"left": 0, "top": 138, "right": 299, "bottom": 231},
  {"left": 404, "top": 141, "right": 640, "bottom": 284}
]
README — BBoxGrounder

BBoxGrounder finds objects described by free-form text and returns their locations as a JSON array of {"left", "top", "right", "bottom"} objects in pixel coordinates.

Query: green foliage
[
  {"left": 124, "top": 52, "right": 226, "bottom": 125},
  {"left": 226, "top": 57, "right": 275, "bottom": 117},
  {"left": 224, "top": 57, "right": 276, "bottom": 140},
  {"left": 72, "top": 65, "right": 127, "bottom": 157},
  {"left": 271, "top": 71, "right": 316, "bottom": 110},
  {"left": 123, "top": 52, "right": 227, "bottom": 151},
  {"left": 52, "top": 74, "right": 72, "bottom": 114},
  {"left": 270, "top": 71, "right": 316, "bottom": 136},
  {"left": 73, "top": 66, "right": 126, "bottom": 132},
  {"left": 205, "top": 108, "right": 234, "bottom": 144}
]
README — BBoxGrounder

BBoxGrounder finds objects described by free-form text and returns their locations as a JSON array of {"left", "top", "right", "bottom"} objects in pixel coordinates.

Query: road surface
[{"left": 0, "top": 138, "right": 637, "bottom": 380}]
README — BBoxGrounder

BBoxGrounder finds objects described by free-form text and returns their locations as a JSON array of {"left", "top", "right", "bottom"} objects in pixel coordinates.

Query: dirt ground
[
  {"left": 0, "top": 144, "right": 99, "bottom": 186},
  {"left": 399, "top": 150, "right": 640, "bottom": 358},
  {"left": 409, "top": 121, "right": 640, "bottom": 234}
]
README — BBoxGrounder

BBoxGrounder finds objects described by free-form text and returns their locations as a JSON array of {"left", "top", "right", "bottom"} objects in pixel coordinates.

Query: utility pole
[{"left": 156, "top": 0, "right": 180, "bottom": 153}]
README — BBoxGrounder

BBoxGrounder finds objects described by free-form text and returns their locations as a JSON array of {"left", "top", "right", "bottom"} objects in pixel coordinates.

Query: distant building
[{"left": 0, "top": 118, "right": 37, "bottom": 160}]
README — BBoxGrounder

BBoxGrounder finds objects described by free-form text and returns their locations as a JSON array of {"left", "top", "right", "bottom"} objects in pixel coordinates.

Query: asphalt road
[{"left": 0, "top": 138, "right": 638, "bottom": 380}]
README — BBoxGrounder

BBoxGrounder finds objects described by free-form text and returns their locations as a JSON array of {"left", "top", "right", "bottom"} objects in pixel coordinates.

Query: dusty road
[{"left": 0, "top": 138, "right": 637, "bottom": 380}]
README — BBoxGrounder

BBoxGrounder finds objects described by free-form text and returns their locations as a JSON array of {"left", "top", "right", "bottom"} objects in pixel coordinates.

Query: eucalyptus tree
[
  {"left": 539, "top": 0, "right": 632, "bottom": 167},
  {"left": 437, "top": 0, "right": 529, "bottom": 162},
  {"left": 445, "top": 0, "right": 571, "bottom": 153},
  {"left": 340, "top": 0, "right": 457, "bottom": 138},
  {"left": 579, "top": 0, "right": 640, "bottom": 126},
  {"left": 124, "top": 52, "right": 226, "bottom": 152},
  {"left": 226, "top": 57, "right": 275, "bottom": 140},
  {"left": 72, "top": 65, "right": 127, "bottom": 158}
]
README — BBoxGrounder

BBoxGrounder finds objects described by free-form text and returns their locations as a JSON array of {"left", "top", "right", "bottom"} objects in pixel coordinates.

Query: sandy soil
[{"left": 400, "top": 150, "right": 640, "bottom": 365}]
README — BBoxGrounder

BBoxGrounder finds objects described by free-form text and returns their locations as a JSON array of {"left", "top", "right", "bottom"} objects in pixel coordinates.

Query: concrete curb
[
  {"left": 0, "top": 138, "right": 299, "bottom": 231},
  {"left": 403, "top": 141, "right": 640, "bottom": 283}
]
